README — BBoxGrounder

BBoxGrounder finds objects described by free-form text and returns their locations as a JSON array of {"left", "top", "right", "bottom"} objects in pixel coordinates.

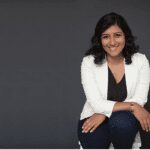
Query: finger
[
  {"left": 148, "top": 114, "right": 150, "bottom": 131},
  {"left": 83, "top": 123, "right": 95, "bottom": 133},
  {"left": 149, "top": 113, "right": 150, "bottom": 120},
  {"left": 142, "top": 119, "right": 149, "bottom": 132},
  {"left": 82, "top": 119, "right": 93, "bottom": 133},
  {"left": 147, "top": 118, "right": 150, "bottom": 132},
  {"left": 140, "top": 120, "right": 145, "bottom": 131},
  {"left": 90, "top": 124, "right": 99, "bottom": 133},
  {"left": 143, "top": 120, "right": 149, "bottom": 132},
  {"left": 143, "top": 114, "right": 150, "bottom": 132},
  {"left": 83, "top": 122, "right": 92, "bottom": 131},
  {"left": 143, "top": 111, "right": 150, "bottom": 132},
  {"left": 82, "top": 119, "right": 90, "bottom": 129},
  {"left": 145, "top": 118, "right": 150, "bottom": 132}
]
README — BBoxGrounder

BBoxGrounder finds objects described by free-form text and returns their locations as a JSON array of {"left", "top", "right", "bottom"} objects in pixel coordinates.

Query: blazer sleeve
[
  {"left": 124, "top": 54, "right": 150, "bottom": 106},
  {"left": 81, "top": 56, "right": 116, "bottom": 117}
]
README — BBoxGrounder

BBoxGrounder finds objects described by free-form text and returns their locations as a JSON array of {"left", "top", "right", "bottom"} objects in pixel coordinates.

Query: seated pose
[{"left": 78, "top": 12, "right": 150, "bottom": 149}]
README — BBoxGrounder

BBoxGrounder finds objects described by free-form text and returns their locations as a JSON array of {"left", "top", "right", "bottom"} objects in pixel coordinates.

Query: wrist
[
  {"left": 129, "top": 102, "right": 139, "bottom": 113},
  {"left": 130, "top": 102, "right": 135, "bottom": 113}
]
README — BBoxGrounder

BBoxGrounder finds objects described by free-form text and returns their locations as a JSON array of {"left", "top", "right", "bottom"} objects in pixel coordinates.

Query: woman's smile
[{"left": 108, "top": 45, "right": 119, "bottom": 51}]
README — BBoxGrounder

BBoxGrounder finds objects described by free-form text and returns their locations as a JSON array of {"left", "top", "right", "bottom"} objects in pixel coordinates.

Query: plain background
[{"left": 0, "top": 0, "right": 149, "bottom": 148}]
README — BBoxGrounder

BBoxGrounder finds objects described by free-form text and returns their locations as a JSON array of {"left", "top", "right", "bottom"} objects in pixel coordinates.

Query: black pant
[
  {"left": 78, "top": 111, "right": 139, "bottom": 149},
  {"left": 140, "top": 129, "right": 150, "bottom": 149},
  {"left": 140, "top": 99, "right": 150, "bottom": 149}
]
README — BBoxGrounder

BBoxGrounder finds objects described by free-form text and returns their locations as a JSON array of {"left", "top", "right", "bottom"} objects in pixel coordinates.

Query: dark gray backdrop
[{"left": 0, "top": 0, "right": 149, "bottom": 148}]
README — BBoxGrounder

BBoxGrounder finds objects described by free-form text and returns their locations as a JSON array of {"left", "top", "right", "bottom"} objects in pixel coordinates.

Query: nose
[{"left": 109, "top": 36, "right": 116, "bottom": 46}]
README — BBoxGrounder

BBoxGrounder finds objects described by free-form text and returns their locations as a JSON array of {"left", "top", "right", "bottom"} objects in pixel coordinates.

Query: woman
[{"left": 78, "top": 12, "right": 150, "bottom": 149}]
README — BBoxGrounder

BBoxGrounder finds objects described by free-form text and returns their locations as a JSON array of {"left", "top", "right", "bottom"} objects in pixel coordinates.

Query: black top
[{"left": 107, "top": 66, "right": 127, "bottom": 102}]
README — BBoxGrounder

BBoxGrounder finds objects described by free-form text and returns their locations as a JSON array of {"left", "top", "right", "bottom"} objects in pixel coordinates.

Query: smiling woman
[{"left": 77, "top": 12, "right": 150, "bottom": 149}]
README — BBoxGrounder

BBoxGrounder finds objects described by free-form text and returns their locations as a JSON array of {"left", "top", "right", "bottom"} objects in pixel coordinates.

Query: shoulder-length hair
[{"left": 85, "top": 12, "right": 139, "bottom": 65}]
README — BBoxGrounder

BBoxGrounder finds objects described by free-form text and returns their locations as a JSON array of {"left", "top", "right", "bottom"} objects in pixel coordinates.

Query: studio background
[{"left": 0, "top": 0, "right": 149, "bottom": 148}]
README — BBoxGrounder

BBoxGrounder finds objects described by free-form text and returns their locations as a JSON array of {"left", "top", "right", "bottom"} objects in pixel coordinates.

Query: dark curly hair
[{"left": 85, "top": 12, "right": 139, "bottom": 65}]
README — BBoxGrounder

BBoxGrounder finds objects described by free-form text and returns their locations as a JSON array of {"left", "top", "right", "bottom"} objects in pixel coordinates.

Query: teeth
[{"left": 109, "top": 47, "right": 116, "bottom": 51}]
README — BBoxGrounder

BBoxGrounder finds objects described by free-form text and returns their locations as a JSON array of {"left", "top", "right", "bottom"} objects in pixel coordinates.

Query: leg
[
  {"left": 77, "top": 117, "right": 111, "bottom": 149},
  {"left": 109, "top": 111, "right": 139, "bottom": 149},
  {"left": 139, "top": 125, "right": 150, "bottom": 148},
  {"left": 140, "top": 98, "right": 150, "bottom": 148}
]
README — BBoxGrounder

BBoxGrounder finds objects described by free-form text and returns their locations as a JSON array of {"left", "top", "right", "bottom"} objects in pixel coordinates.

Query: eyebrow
[{"left": 102, "top": 32, "right": 123, "bottom": 35}]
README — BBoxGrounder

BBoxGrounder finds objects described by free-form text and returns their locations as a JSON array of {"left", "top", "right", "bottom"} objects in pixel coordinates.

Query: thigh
[
  {"left": 109, "top": 111, "right": 139, "bottom": 149},
  {"left": 77, "top": 117, "right": 111, "bottom": 149}
]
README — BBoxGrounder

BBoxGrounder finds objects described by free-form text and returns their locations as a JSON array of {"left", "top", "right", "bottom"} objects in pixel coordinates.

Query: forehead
[{"left": 102, "top": 25, "right": 123, "bottom": 34}]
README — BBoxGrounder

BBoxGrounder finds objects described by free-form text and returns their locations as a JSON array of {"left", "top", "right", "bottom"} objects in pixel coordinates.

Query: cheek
[
  {"left": 118, "top": 38, "right": 125, "bottom": 46},
  {"left": 121, "top": 41, "right": 125, "bottom": 49},
  {"left": 101, "top": 40, "right": 108, "bottom": 48}
]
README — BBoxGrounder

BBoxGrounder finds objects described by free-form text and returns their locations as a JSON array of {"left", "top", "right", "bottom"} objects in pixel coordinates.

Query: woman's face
[{"left": 101, "top": 24, "right": 125, "bottom": 58}]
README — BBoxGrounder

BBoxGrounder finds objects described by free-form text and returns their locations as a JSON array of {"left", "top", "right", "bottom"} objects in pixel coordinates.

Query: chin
[{"left": 107, "top": 51, "right": 122, "bottom": 57}]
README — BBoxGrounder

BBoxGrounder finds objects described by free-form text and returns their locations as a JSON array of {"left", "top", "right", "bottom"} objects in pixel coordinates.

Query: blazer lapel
[
  {"left": 124, "top": 60, "right": 135, "bottom": 97},
  {"left": 94, "top": 60, "right": 108, "bottom": 99}
]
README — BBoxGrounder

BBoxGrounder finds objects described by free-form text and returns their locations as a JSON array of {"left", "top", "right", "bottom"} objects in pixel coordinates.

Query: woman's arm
[
  {"left": 112, "top": 101, "right": 131, "bottom": 112},
  {"left": 113, "top": 102, "right": 150, "bottom": 132}
]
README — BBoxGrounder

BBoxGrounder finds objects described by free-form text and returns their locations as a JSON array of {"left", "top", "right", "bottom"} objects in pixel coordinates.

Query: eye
[
  {"left": 101, "top": 35, "right": 109, "bottom": 39},
  {"left": 114, "top": 33, "right": 122, "bottom": 38}
]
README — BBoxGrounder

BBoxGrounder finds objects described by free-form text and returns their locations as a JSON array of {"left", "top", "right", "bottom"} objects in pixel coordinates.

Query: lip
[{"left": 109, "top": 47, "right": 117, "bottom": 51}]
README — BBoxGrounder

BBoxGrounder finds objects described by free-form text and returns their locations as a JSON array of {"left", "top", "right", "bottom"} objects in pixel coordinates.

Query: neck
[{"left": 106, "top": 54, "right": 124, "bottom": 65}]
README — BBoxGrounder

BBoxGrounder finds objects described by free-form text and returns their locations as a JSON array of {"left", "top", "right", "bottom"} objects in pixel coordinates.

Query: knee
[{"left": 109, "top": 111, "right": 138, "bottom": 131}]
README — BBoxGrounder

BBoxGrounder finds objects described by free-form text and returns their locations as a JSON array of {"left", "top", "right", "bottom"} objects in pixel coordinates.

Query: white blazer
[
  {"left": 80, "top": 52, "right": 150, "bottom": 120},
  {"left": 79, "top": 52, "right": 150, "bottom": 148}
]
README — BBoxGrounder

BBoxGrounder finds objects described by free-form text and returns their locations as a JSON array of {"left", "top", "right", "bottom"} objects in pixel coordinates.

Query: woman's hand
[
  {"left": 82, "top": 113, "right": 106, "bottom": 133},
  {"left": 132, "top": 103, "right": 150, "bottom": 132}
]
